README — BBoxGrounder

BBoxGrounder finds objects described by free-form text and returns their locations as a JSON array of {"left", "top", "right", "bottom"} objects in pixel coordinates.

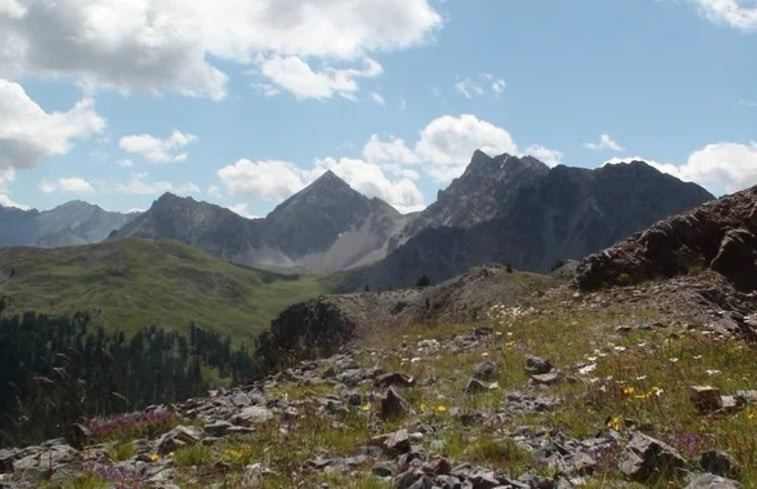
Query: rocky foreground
[{"left": 1, "top": 269, "right": 755, "bottom": 489}]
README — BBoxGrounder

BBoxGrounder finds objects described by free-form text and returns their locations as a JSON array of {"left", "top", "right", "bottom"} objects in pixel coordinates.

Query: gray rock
[
  {"left": 700, "top": 450, "right": 741, "bottom": 479},
  {"left": 467, "top": 469, "right": 504, "bottom": 489},
  {"left": 685, "top": 473, "right": 742, "bottom": 489},
  {"left": 380, "top": 387, "right": 409, "bottom": 419},
  {"left": 465, "top": 377, "right": 489, "bottom": 394},
  {"left": 474, "top": 360, "right": 498, "bottom": 380},
  {"left": 204, "top": 420, "right": 232, "bottom": 437},
  {"left": 234, "top": 405, "right": 274, "bottom": 426},
  {"left": 371, "top": 429, "right": 411, "bottom": 455},
  {"left": 530, "top": 372, "right": 560, "bottom": 385},
  {"left": 156, "top": 425, "right": 202, "bottom": 454},
  {"left": 525, "top": 356, "right": 553, "bottom": 375},
  {"left": 618, "top": 433, "right": 686, "bottom": 481},
  {"left": 375, "top": 372, "right": 414, "bottom": 388}
]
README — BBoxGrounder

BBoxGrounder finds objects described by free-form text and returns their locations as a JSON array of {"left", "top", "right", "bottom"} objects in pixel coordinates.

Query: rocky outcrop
[{"left": 574, "top": 185, "right": 757, "bottom": 291}]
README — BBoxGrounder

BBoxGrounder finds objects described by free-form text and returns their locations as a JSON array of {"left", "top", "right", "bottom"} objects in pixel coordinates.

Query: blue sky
[{"left": 1, "top": 0, "right": 756, "bottom": 216}]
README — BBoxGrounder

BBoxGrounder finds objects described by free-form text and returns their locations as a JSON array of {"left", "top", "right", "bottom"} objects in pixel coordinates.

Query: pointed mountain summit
[{"left": 266, "top": 170, "right": 400, "bottom": 258}]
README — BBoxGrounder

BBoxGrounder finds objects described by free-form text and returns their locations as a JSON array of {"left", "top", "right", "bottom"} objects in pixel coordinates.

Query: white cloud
[
  {"left": 314, "top": 157, "right": 425, "bottom": 213},
  {"left": 364, "top": 114, "right": 520, "bottom": 182},
  {"left": 258, "top": 55, "right": 382, "bottom": 100},
  {"left": 226, "top": 203, "right": 259, "bottom": 219},
  {"left": 584, "top": 133, "right": 624, "bottom": 151},
  {"left": 0, "top": 0, "right": 441, "bottom": 99},
  {"left": 217, "top": 155, "right": 426, "bottom": 213},
  {"left": 0, "top": 79, "right": 105, "bottom": 171},
  {"left": 683, "top": 141, "right": 757, "bottom": 193},
  {"left": 414, "top": 114, "right": 518, "bottom": 182},
  {"left": 117, "top": 159, "right": 134, "bottom": 168},
  {"left": 39, "top": 177, "right": 95, "bottom": 195},
  {"left": 218, "top": 159, "right": 307, "bottom": 202},
  {"left": 739, "top": 98, "right": 757, "bottom": 108},
  {"left": 115, "top": 173, "right": 200, "bottom": 195},
  {"left": 363, "top": 135, "right": 419, "bottom": 166},
  {"left": 0, "top": 194, "right": 29, "bottom": 209},
  {"left": 693, "top": 0, "right": 757, "bottom": 30},
  {"left": 207, "top": 184, "right": 221, "bottom": 198},
  {"left": 119, "top": 130, "right": 197, "bottom": 163},
  {"left": 523, "top": 144, "right": 564, "bottom": 167},
  {"left": 371, "top": 92, "right": 386, "bottom": 106},
  {"left": 454, "top": 73, "right": 506, "bottom": 99},
  {"left": 0, "top": 167, "right": 28, "bottom": 209},
  {"left": 606, "top": 141, "right": 757, "bottom": 195}
]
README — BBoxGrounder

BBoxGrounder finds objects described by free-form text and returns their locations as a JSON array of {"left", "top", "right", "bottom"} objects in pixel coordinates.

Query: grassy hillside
[{"left": 0, "top": 238, "right": 334, "bottom": 343}]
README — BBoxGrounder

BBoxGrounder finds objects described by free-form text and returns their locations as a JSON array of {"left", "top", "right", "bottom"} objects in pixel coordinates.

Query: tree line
[{"left": 0, "top": 298, "right": 260, "bottom": 447}]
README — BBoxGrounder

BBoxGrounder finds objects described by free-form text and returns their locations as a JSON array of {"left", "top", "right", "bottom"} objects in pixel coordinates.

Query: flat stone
[
  {"left": 531, "top": 372, "right": 560, "bottom": 385},
  {"left": 371, "top": 429, "right": 411, "bottom": 455},
  {"left": 685, "top": 473, "right": 742, "bottom": 489},
  {"left": 234, "top": 405, "right": 274, "bottom": 426}
]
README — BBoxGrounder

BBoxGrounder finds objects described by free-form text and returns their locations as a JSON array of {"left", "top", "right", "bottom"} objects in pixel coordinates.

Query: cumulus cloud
[
  {"left": 362, "top": 114, "right": 522, "bottom": 182},
  {"left": 218, "top": 160, "right": 307, "bottom": 202},
  {"left": 605, "top": 141, "right": 757, "bottom": 195},
  {"left": 226, "top": 203, "right": 259, "bottom": 219},
  {"left": 39, "top": 177, "right": 95, "bottom": 194},
  {"left": 115, "top": 172, "right": 200, "bottom": 195},
  {"left": 523, "top": 144, "right": 564, "bottom": 167},
  {"left": 314, "top": 157, "right": 425, "bottom": 213},
  {"left": 0, "top": 167, "right": 28, "bottom": 209},
  {"left": 454, "top": 73, "right": 506, "bottom": 99},
  {"left": 217, "top": 156, "right": 426, "bottom": 213},
  {"left": 371, "top": 92, "right": 386, "bottom": 106},
  {"left": 693, "top": 0, "right": 757, "bottom": 31},
  {"left": 258, "top": 55, "right": 382, "bottom": 100},
  {"left": 119, "top": 130, "right": 197, "bottom": 163},
  {"left": 0, "top": 79, "right": 105, "bottom": 170},
  {"left": 414, "top": 114, "right": 518, "bottom": 182},
  {"left": 0, "top": 0, "right": 441, "bottom": 99},
  {"left": 584, "top": 133, "right": 624, "bottom": 151}
]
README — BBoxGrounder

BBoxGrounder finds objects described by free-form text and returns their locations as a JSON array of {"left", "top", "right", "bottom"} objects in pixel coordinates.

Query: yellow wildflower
[
  {"left": 168, "top": 452, "right": 174, "bottom": 459},
  {"left": 436, "top": 405, "right": 448, "bottom": 413},
  {"left": 149, "top": 454, "right": 159, "bottom": 462},
  {"left": 419, "top": 403, "right": 428, "bottom": 413},
  {"left": 622, "top": 386, "right": 635, "bottom": 396},
  {"left": 607, "top": 416, "right": 623, "bottom": 431},
  {"left": 361, "top": 403, "right": 371, "bottom": 412},
  {"left": 505, "top": 340, "right": 516, "bottom": 349}
]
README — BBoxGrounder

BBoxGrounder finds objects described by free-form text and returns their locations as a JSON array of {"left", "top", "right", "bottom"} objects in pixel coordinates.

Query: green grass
[{"left": 0, "top": 238, "right": 335, "bottom": 343}]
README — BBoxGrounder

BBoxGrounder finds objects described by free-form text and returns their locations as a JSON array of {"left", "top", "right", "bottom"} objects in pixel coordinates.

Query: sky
[{"left": 1, "top": 0, "right": 756, "bottom": 217}]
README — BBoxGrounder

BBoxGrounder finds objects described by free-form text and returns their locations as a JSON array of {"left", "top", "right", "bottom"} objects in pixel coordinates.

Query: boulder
[
  {"left": 380, "top": 387, "right": 409, "bottom": 419},
  {"left": 618, "top": 433, "right": 686, "bottom": 481},
  {"left": 685, "top": 473, "right": 742, "bottom": 489},
  {"left": 689, "top": 386, "right": 722, "bottom": 414},
  {"left": 525, "top": 356, "right": 553, "bottom": 375},
  {"left": 700, "top": 450, "right": 740, "bottom": 479}
]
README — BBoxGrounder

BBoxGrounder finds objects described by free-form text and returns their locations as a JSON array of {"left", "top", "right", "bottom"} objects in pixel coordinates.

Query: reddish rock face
[{"left": 575, "top": 186, "right": 757, "bottom": 292}]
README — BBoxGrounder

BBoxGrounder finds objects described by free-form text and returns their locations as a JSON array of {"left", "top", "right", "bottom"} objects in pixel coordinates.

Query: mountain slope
[
  {"left": 343, "top": 160, "right": 714, "bottom": 290},
  {"left": 114, "top": 171, "right": 408, "bottom": 273},
  {"left": 394, "top": 151, "right": 550, "bottom": 246},
  {"left": 0, "top": 201, "right": 137, "bottom": 248},
  {"left": 0, "top": 238, "right": 334, "bottom": 342}
]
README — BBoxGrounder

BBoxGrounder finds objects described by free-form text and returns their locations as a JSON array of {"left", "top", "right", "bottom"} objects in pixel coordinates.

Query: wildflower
[
  {"left": 614, "top": 346, "right": 626, "bottom": 352},
  {"left": 705, "top": 369, "right": 721, "bottom": 376},
  {"left": 578, "top": 363, "right": 597, "bottom": 375},
  {"left": 361, "top": 403, "right": 371, "bottom": 412},
  {"left": 635, "top": 375, "right": 647, "bottom": 381},
  {"left": 669, "top": 357, "right": 679, "bottom": 363},
  {"left": 622, "top": 386, "right": 635, "bottom": 396},
  {"left": 419, "top": 403, "right": 428, "bottom": 413},
  {"left": 693, "top": 355, "right": 702, "bottom": 360},
  {"left": 505, "top": 340, "right": 516, "bottom": 349},
  {"left": 607, "top": 416, "right": 623, "bottom": 431},
  {"left": 149, "top": 454, "right": 159, "bottom": 462},
  {"left": 436, "top": 405, "right": 448, "bottom": 413},
  {"left": 168, "top": 452, "right": 174, "bottom": 459}
]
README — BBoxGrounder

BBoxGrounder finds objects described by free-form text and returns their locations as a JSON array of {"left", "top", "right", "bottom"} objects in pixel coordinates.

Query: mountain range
[
  {"left": 1, "top": 152, "right": 714, "bottom": 287},
  {"left": 0, "top": 201, "right": 137, "bottom": 248}
]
